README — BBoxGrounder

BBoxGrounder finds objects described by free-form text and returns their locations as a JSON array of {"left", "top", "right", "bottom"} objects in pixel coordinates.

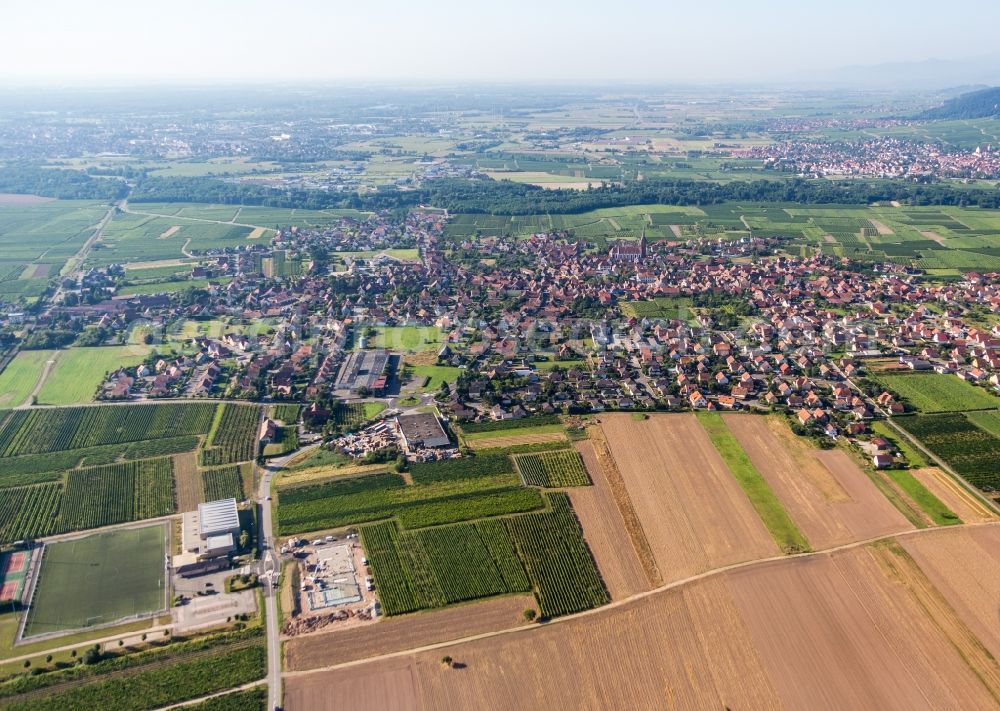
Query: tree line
[{"left": 4, "top": 163, "right": 1000, "bottom": 211}]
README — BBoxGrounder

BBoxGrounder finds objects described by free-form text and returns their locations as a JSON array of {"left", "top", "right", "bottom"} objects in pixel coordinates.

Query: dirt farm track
[{"left": 285, "top": 523, "right": 1000, "bottom": 711}]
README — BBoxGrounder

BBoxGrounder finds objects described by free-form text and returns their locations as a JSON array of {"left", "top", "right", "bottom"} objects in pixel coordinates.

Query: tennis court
[
  {"left": 22, "top": 524, "right": 167, "bottom": 638},
  {"left": 0, "top": 550, "right": 29, "bottom": 603}
]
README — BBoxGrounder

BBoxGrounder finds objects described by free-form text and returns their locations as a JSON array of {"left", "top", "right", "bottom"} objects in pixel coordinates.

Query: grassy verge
[
  {"left": 885, "top": 469, "right": 961, "bottom": 526},
  {"left": 696, "top": 413, "right": 810, "bottom": 553},
  {"left": 871, "top": 421, "right": 929, "bottom": 467}
]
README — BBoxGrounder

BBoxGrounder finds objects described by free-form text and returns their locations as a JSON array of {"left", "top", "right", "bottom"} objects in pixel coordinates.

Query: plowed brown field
[
  {"left": 722, "top": 414, "right": 912, "bottom": 548},
  {"left": 568, "top": 441, "right": 648, "bottom": 599},
  {"left": 599, "top": 413, "right": 778, "bottom": 582}
]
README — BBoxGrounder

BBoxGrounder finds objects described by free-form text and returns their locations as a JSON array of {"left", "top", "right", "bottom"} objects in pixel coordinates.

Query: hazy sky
[{"left": 1, "top": 0, "right": 998, "bottom": 84}]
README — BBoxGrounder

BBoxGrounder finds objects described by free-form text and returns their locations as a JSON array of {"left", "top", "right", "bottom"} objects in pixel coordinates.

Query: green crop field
[
  {"left": 2, "top": 636, "right": 266, "bottom": 711},
  {"left": 36, "top": 346, "right": 152, "bottom": 405},
  {"left": 23, "top": 524, "right": 167, "bottom": 638},
  {"left": 357, "top": 495, "right": 600, "bottom": 618},
  {"left": 463, "top": 423, "right": 567, "bottom": 443},
  {"left": 0, "top": 482, "right": 62, "bottom": 544},
  {"left": 87, "top": 211, "right": 255, "bottom": 266},
  {"left": 0, "top": 201, "right": 106, "bottom": 277},
  {"left": 0, "top": 350, "right": 54, "bottom": 408},
  {"left": 873, "top": 372, "right": 1000, "bottom": 413},
  {"left": 276, "top": 467, "right": 542, "bottom": 534},
  {"left": 0, "top": 403, "right": 216, "bottom": 458},
  {"left": 328, "top": 401, "right": 386, "bottom": 434}
]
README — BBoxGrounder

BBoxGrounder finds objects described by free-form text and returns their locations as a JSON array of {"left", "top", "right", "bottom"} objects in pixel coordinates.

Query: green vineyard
[
  {"left": 202, "top": 466, "right": 245, "bottom": 502},
  {"left": 201, "top": 404, "right": 261, "bottom": 466},
  {"left": 515, "top": 450, "right": 590, "bottom": 487},
  {"left": 0, "top": 482, "right": 62, "bottom": 543},
  {"left": 0, "top": 403, "right": 216, "bottom": 458},
  {"left": 505, "top": 493, "right": 608, "bottom": 617},
  {"left": 59, "top": 458, "right": 176, "bottom": 530}
]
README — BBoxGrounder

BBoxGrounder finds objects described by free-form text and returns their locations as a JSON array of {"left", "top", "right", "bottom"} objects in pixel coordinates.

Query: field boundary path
[
  {"left": 284, "top": 518, "right": 1000, "bottom": 679},
  {"left": 154, "top": 681, "right": 267, "bottom": 710},
  {"left": 18, "top": 350, "right": 61, "bottom": 408},
  {"left": 123, "top": 203, "right": 274, "bottom": 232}
]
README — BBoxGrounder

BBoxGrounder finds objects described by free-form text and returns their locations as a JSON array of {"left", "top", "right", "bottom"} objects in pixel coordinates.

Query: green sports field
[{"left": 23, "top": 524, "right": 167, "bottom": 638}]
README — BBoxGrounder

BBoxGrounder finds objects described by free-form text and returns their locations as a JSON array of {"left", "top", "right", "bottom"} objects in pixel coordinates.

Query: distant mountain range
[
  {"left": 916, "top": 86, "right": 1000, "bottom": 119},
  {"left": 804, "top": 56, "right": 1000, "bottom": 90}
]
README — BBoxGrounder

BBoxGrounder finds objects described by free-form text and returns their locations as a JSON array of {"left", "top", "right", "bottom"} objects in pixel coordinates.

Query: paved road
[
  {"left": 257, "top": 457, "right": 282, "bottom": 711},
  {"left": 257, "top": 445, "right": 307, "bottom": 711}
]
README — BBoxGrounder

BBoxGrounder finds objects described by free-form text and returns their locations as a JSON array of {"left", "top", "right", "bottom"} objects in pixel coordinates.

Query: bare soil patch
[
  {"left": 870, "top": 219, "right": 894, "bottom": 235},
  {"left": 0, "top": 193, "right": 54, "bottom": 205},
  {"left": 172, "top": 452, "right": 202, "bottom": 511},
  {"left": 158, "top": 225, "right": 181, "bottom": 239},
  {"left": 27, "top": 264, "right": 52, "bottom": 279},
  {"left": 823, "top": 234, "right": 836, "bottom": 243},
  {"left": 901, "top": 526, "right": 1000, "bottom": 662},
  {"left": 284, "top": 594, "right": 534, "bottom": 671},
  {"left": 723, "top": 415, "right": 912, "bottom": 548},
  {"left": 568, "top": 440, "right": 648, "bottom": 599},
  {"left": 123, "top": 258, "right": 192, "bottom": 270},
  {"left": 728, "top": 544, "right": 1000, "bottom": 710},
  {"left": 247, "top": 227, "right": 267, "bottom": 239},
  {"left": 669, "top": 224, "right": 683, "bottom": 239},
  {"left": 921, "top": 230, "right": 947, "bottom": 245},
  {"left": 911, "top": 468, "right": 996, "bottom": 523},
  {"left": 466, "top": 431, "right": 566, "bottom": 450},
  {"left": 600, "top": 413, "right": 778, "bottom": 584}
]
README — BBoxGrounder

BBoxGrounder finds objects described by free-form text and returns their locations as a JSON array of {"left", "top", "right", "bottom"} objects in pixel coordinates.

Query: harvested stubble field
[
  {"left": 598, "top": 413, "right": 778, "bottom": 583},
  {"left": 900, "top": 526, "right": 1000, "bottom": 661},
  {"left": 283, "top": 594, "right": 535, "bottom": 671},
  {"left": 910, "top": 468, "right": 997, "bottom": 524},
  {"left": 285, "top": 525, "right": 1000, "bottom": 711},
  {"left": 566, "top": 441, "right": 647, "bottom": 599},
  {"left": 722, "top": 414, "right": 913, "bottom": 548}
]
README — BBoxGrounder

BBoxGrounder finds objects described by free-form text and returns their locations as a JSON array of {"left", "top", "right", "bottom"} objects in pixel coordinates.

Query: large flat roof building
[
  {"left": 176, "top": 498, "right": 242, "bottom": 572},
  {"left": 396, "top": 413, "right": 450, "bottom": 452},
  {"left": 335, "top": 349, "right": 392, "bottom": 395}
]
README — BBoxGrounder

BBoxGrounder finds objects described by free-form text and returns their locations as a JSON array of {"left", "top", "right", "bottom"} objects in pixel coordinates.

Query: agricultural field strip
[
  {"left": 0, "top": 636, "right": 261, "bottom": 703},
  {"left": 283, "top": 518, "right": 1000, "bottom": 678}
]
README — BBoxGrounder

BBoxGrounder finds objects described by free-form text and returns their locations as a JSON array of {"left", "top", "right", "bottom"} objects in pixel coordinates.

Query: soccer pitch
[{"left": 22, "top": 524, "right": 167, "bottom": 639}]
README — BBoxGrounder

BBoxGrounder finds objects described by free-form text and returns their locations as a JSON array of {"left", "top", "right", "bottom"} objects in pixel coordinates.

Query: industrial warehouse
[
  {"left": 395, "top": 413, "right": 451, "bottom": 453},
  {"left": 333, "top": 349, "right": 394, "bottom": 396}
]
